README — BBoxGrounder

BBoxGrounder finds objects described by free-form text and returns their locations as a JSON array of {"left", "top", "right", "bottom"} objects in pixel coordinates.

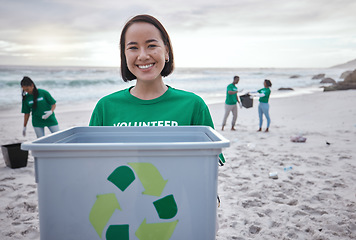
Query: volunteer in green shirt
[
  {"left": 250, "top": 79, "right": 272, "bottom": 132},
  {"left": 90, "top": 15, "right": 225, "bottom": 235},
  {"left": 89, "top": 14, "right": 225, "bottom": 165},
  {"left": 221, "top": 76, "right": 241, "bottom": 131},
  {"left": 89, "top": 14, "right": 213, "bottom": 128},
  {"left": 21, "top": 76, "right": 59, "bottom": 138}
]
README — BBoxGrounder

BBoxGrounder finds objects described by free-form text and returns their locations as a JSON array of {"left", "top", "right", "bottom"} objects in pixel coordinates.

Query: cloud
[
  {"left": 162, "top": 0, "right": 356, "bottom": 36},
  {"left": 0, "top": 0, "right": 355, "bottom": 67},
  {"left": 3, "top": 0, "right": 356, "bottom": 36}
]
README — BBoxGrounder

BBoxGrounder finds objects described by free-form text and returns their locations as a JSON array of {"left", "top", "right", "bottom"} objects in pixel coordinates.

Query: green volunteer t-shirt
[
  {"left": 21, "top": 89, "right": 58, "bottom": 127},
  {"left": 90, "top": 86, "right": 214, "bottom": 127},
  {"left": 257, "top": 88, "right": 271, "bottom": 103},
  {"left": 90, "top": 85, "right": 226, "bottom": 164},
  {"left": 225, "top": 83, "right": 238, "bottom": 105}
]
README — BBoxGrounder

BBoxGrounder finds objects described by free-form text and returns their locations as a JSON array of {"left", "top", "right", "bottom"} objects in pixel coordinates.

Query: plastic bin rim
[{"left": 21, "top": 126, "right": 230, "bottom": 151}]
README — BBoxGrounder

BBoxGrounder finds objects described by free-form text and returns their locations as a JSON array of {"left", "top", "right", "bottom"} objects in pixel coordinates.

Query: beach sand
[{"left": 1, "top": 90, "right": 355, "bottom": 239}]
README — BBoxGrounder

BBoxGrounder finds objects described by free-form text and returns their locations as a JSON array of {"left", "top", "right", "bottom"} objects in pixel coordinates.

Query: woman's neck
[{"left": 130, "top": 80, "right": 168, "bottom": 100}]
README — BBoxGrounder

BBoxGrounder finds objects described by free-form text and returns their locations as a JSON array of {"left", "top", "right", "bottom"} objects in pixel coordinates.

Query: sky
[{"left": 0, "top": 0, "right": 356, "bottom": 68}]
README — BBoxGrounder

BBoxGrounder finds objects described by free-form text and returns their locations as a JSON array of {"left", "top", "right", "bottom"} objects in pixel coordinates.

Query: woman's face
[
  {"left": 22, "top": 84, "right": 34, "bottom": 94},
  {"left": 124, "top": 22, "right": 169, "bottom": 82}
]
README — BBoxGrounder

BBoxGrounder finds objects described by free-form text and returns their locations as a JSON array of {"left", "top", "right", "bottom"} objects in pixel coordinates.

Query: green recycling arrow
[
  {"left": 106, "top": 224, "right": 129, "bottom": 240},
  {"left": 153, "top": 194, "right": 178, "bottom": 219},
  {"left": 135, "top": 218, "right": 179, "bottom": 240},
  {"left": 128, "top": 162, "right": 168, "bottom": 197},
  {"left": 107, "top": 166, "right": 136, "bottom": 192},
  {"left": 89, "top": 193, "right": 121, "bottom": 237}
]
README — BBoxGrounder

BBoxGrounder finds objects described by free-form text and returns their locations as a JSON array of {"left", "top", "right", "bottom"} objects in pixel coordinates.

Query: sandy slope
[{"left": 1, "top": 90, "right": 355, "bottom": 239}]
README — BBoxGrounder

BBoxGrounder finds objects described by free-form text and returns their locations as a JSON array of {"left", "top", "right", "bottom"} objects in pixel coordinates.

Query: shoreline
[{"left": 0, "top": 83, "right": 329, "bottom": 112}]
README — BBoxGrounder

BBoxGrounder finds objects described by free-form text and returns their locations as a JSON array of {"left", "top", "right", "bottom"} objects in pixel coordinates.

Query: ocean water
[{"left": 0, "top": 65, "right": 346, "bottom": 110}]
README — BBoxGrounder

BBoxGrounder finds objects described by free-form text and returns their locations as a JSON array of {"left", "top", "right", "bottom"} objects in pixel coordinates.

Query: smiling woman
[
  {"left": 89, "top": 14, "right": 225, "bottom": 162},
  {"left": 88, "top": 15, "right": 225, "bottom": 239},
  {"left": 89, "top": 14, "right": 218, "bottom": 129}
]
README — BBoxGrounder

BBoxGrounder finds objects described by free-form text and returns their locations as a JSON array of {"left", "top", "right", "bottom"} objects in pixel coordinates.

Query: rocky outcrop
[
  {"left": 344, "top": 70, "right": 356, "bottom": 82},
  {"left": 324, "top": 69, "right": 356, "bottom": 91},
  {"left": 312, "top": 74, "right": 325, "bottom": 79},
  {"left": 340, "top": 71, "right": 352, "bottom": 79},
  {"left": 320, "top": 78, "right": 336, "bottom": 84},
  {"left": 290, "top": 75, "right": 300, "bottom": 78}
]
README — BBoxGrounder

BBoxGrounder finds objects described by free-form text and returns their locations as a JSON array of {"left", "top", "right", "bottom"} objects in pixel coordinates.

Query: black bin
[
  {"left": 1, "top": 143, "right": 28, "bottom": 169},
  {"left": 240, "top": 94, "right": 253, "bottom": 108}
]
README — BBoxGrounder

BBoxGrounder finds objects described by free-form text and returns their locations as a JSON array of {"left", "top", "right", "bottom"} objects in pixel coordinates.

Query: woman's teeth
[{"left": 138, "top": 64, "right": 153, "bottom": 69}]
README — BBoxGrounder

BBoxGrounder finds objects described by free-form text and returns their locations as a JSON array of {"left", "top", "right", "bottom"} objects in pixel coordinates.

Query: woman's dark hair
[
  {"left": 265, "top": 79, "right": 272, "bottom": 87},
  {"left": 120, "top": 14, "right": 174, "bottom": 82},
  {"left": 21, "top": 76, "right": 38, "bottom": 110}
]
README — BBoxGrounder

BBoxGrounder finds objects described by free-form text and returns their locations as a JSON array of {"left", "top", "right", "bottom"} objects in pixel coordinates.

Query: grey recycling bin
[{"left": 21, "top": 126, "right": 229, "bottom": 240}]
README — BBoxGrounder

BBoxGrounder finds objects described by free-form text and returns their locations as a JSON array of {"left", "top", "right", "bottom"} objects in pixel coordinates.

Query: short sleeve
[
  {"left": 21, "top": 99, "right": 30, "bottom": 114},
  {"left": 43, "top": 90, "right": 56, "bottom": 105}
]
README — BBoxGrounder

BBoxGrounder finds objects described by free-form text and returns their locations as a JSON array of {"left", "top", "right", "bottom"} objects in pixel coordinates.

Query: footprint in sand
[
  {"left": 241, "top": 199, "right": 265, "bottom": 208},
  {"left": 249, "top": 225, "right": 261, "bottom": 234},
  {"left": 299, "top": 205, "right": 328, "bottom": 215}
]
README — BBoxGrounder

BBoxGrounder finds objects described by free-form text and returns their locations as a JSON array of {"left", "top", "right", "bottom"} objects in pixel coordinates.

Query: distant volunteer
[
  {"left": 221, "top": 75, "right": 242, "bottom": 131},
  {"left": 21, "top": 76, "right": 59, "bottom": 138},
  {"left": 249, "top": 79, "right": 272, "bottom": 132}
]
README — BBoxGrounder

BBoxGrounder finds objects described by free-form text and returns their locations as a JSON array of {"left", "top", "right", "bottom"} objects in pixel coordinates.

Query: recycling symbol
[{"left": 89, "top": 162, "right": 179, "bottom": 240}]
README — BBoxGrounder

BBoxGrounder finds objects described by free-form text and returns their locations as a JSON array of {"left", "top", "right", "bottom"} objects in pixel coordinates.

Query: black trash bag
[{"left": 239, "top": 94, "right": 253, "bottom": 108}]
